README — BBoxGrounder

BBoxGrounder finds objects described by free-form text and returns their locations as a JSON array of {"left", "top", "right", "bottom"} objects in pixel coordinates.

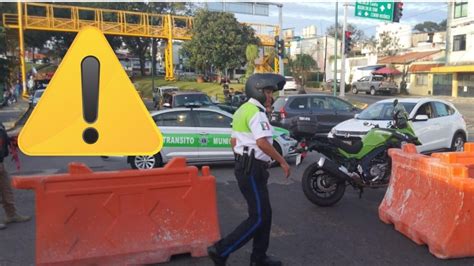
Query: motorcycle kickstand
[{"left": 359, "top": 187, "right": 364, "bottom": 199}]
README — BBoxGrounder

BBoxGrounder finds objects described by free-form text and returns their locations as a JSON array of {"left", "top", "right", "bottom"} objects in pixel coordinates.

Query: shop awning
[
  {"left": 372, "top": 67, "right": 402, "bottom": 75},
  {"left": 409, "top": 64, "right": 443, "bottom": 73}
]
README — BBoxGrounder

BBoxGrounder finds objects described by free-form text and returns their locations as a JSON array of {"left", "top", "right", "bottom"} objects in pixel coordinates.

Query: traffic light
[
  {"left": 344, "top": 31, "right": 352, "bottom": 55},
  {"left": 275, "top": 36, "right": 284, "bottom": 57},
  {"left": 393, "top": 1, "right": 404, "bottom": 22}
]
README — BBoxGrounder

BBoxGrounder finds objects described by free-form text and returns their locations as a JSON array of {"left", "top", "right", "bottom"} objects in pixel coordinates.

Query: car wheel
[
  {"left": 451, "top": 133, "right": 466, "bottom": 152},
  {"left": 270, "top": 142, "right": 283, "bottom": 168},
  {"left": 370, "top": 87, "right": 376, "bottom": 96},
  {"left": 130, "top": 154, "right": 162, "bottom": 170},
  {"left": 352, "top": 86, "right": 358, "bottom": 94}
]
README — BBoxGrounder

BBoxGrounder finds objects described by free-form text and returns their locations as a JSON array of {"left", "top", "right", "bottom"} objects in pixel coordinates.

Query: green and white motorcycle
[{"left": 300, "top": 99, "right": 422, "bottom": 207}]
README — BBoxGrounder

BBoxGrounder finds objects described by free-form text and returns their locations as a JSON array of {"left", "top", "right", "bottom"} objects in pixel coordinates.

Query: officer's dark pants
[{"left": 214, "top": 159, "right": 271, "bottom": 259}]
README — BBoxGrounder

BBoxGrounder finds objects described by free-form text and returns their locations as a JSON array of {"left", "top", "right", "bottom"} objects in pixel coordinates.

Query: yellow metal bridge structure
[{"left": 3, "top": 2, "right": 279, "bottom": 88}]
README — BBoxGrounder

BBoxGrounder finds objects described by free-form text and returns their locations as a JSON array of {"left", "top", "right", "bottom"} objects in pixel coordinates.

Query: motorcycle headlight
[{"left": 280, "top": 133, "right": 292, "bottom": 141}]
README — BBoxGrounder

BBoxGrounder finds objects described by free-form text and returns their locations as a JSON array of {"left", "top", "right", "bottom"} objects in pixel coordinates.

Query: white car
[
  {"left": 282, "top": 76, "right": 299, "bottom": 95},
  {"left": 331, "top": 98, "right": 468, "bottom": 153},
  {"left": 127, "top": 107, "right": 298, "bottom": 169}
]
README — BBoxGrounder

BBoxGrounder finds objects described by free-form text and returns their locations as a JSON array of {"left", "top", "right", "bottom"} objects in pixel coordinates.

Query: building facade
[
  {"left": 432, "top": 1, "right": 474, "bottom": 97},
  {"left": 289, "top": 35, "right": 341, "bottom": 81}
]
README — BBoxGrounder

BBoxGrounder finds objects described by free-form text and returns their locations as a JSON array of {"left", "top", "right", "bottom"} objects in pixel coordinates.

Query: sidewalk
[
  {"left": 305, "top": 86, "right": 474, "bottom": 103},
  {"left": 0, "top": 98, "right": 30, "bottom": 133}
]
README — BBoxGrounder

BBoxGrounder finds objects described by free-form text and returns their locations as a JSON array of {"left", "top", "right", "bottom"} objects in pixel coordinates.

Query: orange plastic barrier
[
  {"left": 12, "top": 157, "right": 220, "bottom": 265},
  {"left": 379, "top": 143, "right": 474, "bottom": 259}
]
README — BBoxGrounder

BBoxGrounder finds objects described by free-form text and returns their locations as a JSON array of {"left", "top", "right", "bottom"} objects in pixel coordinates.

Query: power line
[{"left": 292, "top": 4, "right": 449, "bottom": 56}]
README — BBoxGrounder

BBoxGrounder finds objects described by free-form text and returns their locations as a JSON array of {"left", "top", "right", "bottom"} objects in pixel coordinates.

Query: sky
[{"left": 234, "top": 2, "right": 448, "bottom": 38}]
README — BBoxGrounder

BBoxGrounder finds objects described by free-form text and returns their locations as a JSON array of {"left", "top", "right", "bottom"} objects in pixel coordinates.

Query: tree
[
  {"left": 245, "top": 44, "right": 258, "bottom": 78},
  {"left": 0, "top": 26, "right": 10, "bottom": 85},
  {"left": 0, "top": 3, "right": 18, "bottom": 84},
  {"left": 376, "top": 31, "right": 400, "bottom": 56},
  {"left": 413, "top": 21, "right": 444, "bottom": 33},
  {"left": 326, "top": 23, "right": 365, "bottom": 43},
  {"left": 289, "top": 54, "right": 317, "bottom": 91},
  {"left": 438, "top": 19, "right": 447, "bottom": 31},
  {"left": 181, "top": 9, "right": 258, "bottom": 75}
]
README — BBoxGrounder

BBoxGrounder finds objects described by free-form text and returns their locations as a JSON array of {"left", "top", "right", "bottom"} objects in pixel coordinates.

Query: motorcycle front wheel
[{"left": 302, "top": 162, "right": 346, "bottom": 207}]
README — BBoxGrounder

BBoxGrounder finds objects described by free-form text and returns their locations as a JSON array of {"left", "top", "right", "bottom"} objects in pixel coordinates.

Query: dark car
[{"left": 270, "top": 94, "right": 360, "bottom": 139}]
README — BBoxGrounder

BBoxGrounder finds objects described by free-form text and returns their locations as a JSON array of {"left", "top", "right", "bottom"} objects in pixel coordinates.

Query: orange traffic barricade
[
  {"left": 12, "top": 157, "right": 220, "bottom": 265},
  {"left": 379, "top": 143, "right": 474, "bottom": 259}
]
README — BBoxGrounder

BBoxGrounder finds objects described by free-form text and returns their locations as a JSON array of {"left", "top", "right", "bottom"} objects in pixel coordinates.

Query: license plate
[
  {"left": 296, "top": 154, "right": 302, "bottom": 166},
  {"left": 271, "top": 116, "right": 276, "bottom": 121},
  {"left": 343, "top": 140, "right": 352, "bottom": 145}
]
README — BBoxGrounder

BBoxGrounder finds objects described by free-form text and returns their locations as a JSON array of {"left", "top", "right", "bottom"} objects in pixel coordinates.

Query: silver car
[{"left": 128, "top": 107, "right": 298, "bottom": 169}]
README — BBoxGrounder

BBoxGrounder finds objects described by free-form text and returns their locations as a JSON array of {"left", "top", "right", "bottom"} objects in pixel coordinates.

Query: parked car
[
  {"left": 153, "top": 86, "right": 179, "bottom": 109},
  {"left": 331, "top": 98, "right": 468, "bottom": 153},
  {"left": 270, "top": 94, "right": 361, "bottom": 140},
  {"left": 351, "top": 75, "right": 398, "bottom": 95},
  {"left": 282, "top": 76, "right": 299, "bottom": 95},
  {"left": 29, "top": 89, "right": 45, "bottom": 107},
  {"left": 163, "top": 91, "right": 214, "bottom": 108},
  {"left": 127, "top": 107, "right": 298, "bottom": 169},
  {"left": 163, "top": 91, "right": 238, "bottom": 114}
]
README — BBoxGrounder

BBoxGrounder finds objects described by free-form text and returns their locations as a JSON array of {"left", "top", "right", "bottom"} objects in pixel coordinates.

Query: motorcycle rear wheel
[{"left": 302, "top": 162, "right": 346, "bottom": 207}]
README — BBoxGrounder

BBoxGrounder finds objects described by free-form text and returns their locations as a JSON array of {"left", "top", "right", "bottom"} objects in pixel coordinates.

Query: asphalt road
[
  {"left": 3, "top": 152, "right": 474, "bottom": 265},
  {"left": 2, "top": 94, "right": 474, "bottom": 265}
]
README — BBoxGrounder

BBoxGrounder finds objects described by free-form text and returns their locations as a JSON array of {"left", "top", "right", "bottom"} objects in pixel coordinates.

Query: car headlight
[{"left": 280, "top": 133, "right": 292, "bottom": 141}]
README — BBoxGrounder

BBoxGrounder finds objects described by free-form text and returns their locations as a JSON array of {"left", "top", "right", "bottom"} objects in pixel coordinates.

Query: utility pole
[
  {"left": 323, "top": 35, "right": 327, "bottom": 82},
  {"left": 17, "top": 2, "right": 27, "bottom": 97},
  {"left": 151, "top": 38, "right": 155, "bottom": 94},
  {"left": 333, "top": 2, "right": 338, "bottom": 97},
  {"left": 340, "top": 3, "right": 348, "bottom": 97}
]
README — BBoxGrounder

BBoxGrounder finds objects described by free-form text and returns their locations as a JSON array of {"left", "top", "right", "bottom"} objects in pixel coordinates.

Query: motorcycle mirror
[{"left": 393, "top": 99, "right": 398, "bottom": 107}]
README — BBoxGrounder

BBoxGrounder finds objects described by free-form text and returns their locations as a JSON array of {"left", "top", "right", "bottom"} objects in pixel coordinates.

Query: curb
[{"left": 5, "top": 103, "right": 31, "bottom": 134}]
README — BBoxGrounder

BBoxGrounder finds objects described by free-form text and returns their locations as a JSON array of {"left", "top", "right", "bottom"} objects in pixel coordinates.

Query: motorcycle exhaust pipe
[{"left": 317, "top": 157, "right": 353, "bottom": 183}]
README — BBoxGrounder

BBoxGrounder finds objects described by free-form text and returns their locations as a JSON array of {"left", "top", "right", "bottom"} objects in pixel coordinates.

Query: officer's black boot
[
  {"left": 207, "top": 246, "right": 228, "bottom": 266},
  {"left": 250, "top": 255, "right": 282, "bottom": 266}
]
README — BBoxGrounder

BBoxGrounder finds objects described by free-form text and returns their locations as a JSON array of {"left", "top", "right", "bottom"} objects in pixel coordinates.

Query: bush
[
  {"left": 307, "top": 72, "right": 324, "bottom": 82},
  {"left": 306, "top": 81, "right": 320, "bottom": 88}
]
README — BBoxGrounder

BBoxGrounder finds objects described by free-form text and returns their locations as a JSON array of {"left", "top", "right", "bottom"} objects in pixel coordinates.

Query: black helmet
[{"left": 245, "top": 73, "right": 286, "bottom": 104}]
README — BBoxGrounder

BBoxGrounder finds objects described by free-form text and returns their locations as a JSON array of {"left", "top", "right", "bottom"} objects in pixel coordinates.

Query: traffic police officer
[{"left": 208, "top": 73, "right": 290, "bottom": 266}]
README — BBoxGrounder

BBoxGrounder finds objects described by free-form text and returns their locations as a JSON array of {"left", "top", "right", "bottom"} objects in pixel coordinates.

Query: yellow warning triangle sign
[{"left": 19, "top": 27, "right": 163, "bottom": 156}]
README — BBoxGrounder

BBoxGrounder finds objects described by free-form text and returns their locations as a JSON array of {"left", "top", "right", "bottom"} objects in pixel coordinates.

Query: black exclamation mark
[{"left": 81, "top": 56, "right": 100, "bottom": 144}]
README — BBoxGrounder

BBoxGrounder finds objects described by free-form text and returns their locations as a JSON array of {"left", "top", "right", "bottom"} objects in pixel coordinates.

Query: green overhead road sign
[{"left": 355, "top": 1, "right": 394, "bottom": 22}]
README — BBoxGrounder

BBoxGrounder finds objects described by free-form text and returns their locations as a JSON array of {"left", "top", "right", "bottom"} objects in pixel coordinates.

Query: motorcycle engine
[{"left": 369, "top": 163, "right": 389, "bottom": 181}]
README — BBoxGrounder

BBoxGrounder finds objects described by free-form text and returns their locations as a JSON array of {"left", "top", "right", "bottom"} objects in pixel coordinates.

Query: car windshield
[
  {"left": 174, "top": 94, "right": 213, "bottom": 107},
  {"left": 34, "top": 90, "right": 44, "bottom": 98},
  {"left": 161, "top": 88, "right": 178, "bottom": 94},
  {"left": 285, "top": 77, "right": 294, "bottom": 82},
  {"left": 357, "top": 102, "right": 416, "bottom": 120}
]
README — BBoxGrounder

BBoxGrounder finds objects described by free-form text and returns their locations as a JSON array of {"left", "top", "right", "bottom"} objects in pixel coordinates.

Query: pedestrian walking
[{"left": 0, "top": 123, "right": 31, "bottom": 230}]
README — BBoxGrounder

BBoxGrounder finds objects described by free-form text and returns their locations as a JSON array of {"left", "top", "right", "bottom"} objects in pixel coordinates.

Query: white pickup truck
[{"left": 351, "top": 75, "right": 398, "bottom": 95}]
